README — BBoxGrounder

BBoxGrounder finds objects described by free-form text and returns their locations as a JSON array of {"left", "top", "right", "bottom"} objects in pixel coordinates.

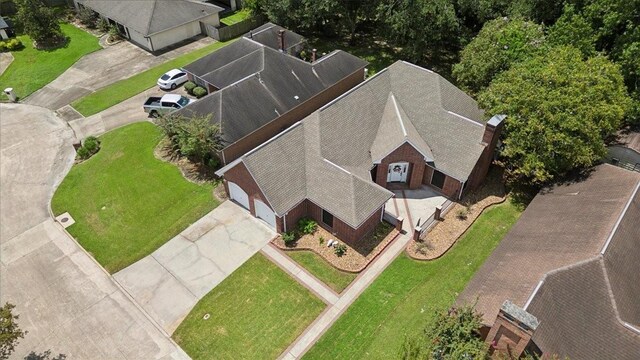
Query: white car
[{"left": 157, "top": 69, "right": 188, "bottom": 90}]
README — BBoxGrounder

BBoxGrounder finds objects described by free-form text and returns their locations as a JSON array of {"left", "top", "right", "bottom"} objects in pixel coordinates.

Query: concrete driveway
[
  {"left": 24, "top": 37, "right": 214, "bottom": 110},
  {"left": 114, "top": 201, "right": 276, "bottom": 334},
  {"left": 0, "top": 103, "right": 187, "bottom": 359}
]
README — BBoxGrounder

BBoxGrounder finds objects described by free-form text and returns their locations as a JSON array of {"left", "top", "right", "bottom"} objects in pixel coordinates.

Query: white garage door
[
  {"left": 254, "top": 199, "right": 276, "bottom": 229},
  {"left": 228, "top": 181, "right": 249, "bottom": 210}
]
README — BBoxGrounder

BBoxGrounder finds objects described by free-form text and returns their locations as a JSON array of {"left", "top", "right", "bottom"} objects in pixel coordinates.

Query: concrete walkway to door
[{"left": 114, "top": 201, "right": 276, "bottom": 334}]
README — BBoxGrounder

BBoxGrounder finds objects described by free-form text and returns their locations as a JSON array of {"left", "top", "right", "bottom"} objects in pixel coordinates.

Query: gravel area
[
  {"left": 273, "top": 222, "right": 399, "bottom": 273},
  {"left": 407, "top": 169, "right": 506, "bottom": 260}
]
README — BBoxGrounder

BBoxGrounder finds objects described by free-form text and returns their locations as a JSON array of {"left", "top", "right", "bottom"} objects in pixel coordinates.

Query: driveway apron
[{"left": 114, "top": 201, "right": 276, "bottom": 334}]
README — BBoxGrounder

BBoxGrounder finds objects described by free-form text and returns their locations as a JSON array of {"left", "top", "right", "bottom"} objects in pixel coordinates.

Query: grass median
[
  {"left": 71, "top": 39, "right": 236, "bottom": 117},
  {"left": 286, "top": 251, "right": 357, "bottom": 293}
]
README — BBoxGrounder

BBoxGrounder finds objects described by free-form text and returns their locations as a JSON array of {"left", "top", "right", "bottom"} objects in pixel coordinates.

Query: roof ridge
[
  {"left": 145, "top": 0, "right": 159, "bottom": 35},
  {"left": 201, "top": 47, "right": 263, "bottom": 79}
]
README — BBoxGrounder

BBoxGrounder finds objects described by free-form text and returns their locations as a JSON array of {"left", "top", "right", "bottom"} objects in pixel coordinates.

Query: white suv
[{"left": 157, "top": 69, "right": 188, "bottom": 90}]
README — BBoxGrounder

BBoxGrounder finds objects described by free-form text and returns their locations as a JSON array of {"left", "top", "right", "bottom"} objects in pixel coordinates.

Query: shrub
[
  {"left": 335, "top": 243, "right": 347, "bottom": 257},
  {"left": 455, "top": 207, "right": 469, "bottom": 220},
  {"left": 156, "top": 114, "right": 224, "bottom": 167},
  {"left": 282, "top": 231, "right": 296, "bottom": 245},
  {"left": 77, "top": 7, "right": 97, "bottom": 28},
  {"left": 97, "top": 18, "right": 109, "bottom": 33},
  {"left": 83, "top": 136, "right": 100, "bottom": 154},
  {"left": 184, "top": 81, "right": 197, "bottom": 94},
  {"left": 108, "top": 24, "right": 121, "bottom": 42},
  {"left": 318, "top": 236, "right": 325, "bottom": 245},
  {"left": 76, "top": 146, "right": 90, "bottom": 160},
  {"left": 192, "top": 86, "right": 208, "bottom": 99},
  {"left": 297, "top": 217, "right": 317, "bottom": 235},
  {"left": 0, "top": 42, "right": 6, "bottom": 52},
  {"left": 0, "top": 39, "right": 23, "bottom": 52}
]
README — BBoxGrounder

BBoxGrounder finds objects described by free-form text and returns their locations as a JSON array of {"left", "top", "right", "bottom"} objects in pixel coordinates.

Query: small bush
[
  {"left": 318, "top": 236, "right": 325, "bottom": 245},
  {"left": 297, "top": 217, "right": 317, "bottom": 235},
  {"left": 83, "top": 136, "right": 100, "bottom": 154},
  {"left": 184, "top": 81, "right": 197, "bottom": 94},
  {"left": 97, "top": 18, "right": 109, "bottom": 33},
  {"left": 0, "top": 38, "right": 23, "bottom": 52},
  {"left": 335, "top": 243, "right": 347, "bottom": 257},
  {"left": 456, "top": 207, "right": 469, "bottom": 220},
  {"left": 282, "top": 231, "right": 296, "bottom": 246},
  {"left": 108, "top": 24, "right": 121, "bottom": 42},
  {"left": 76, "top": 146, "right": 90, "bottom": 160},
  {"left": 77, "top": 7, "right": 97, "bottom": 28},
  {"left": 192, "top": 86, "right": 208, "bottom": 99}
]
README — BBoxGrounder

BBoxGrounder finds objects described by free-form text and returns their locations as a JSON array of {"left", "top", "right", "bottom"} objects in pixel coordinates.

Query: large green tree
[
  {"left": 400, "top": 305, "right": 488, "bottom": 360},
  {"left": 15, "top": 0, "right": 63, "bottom": 46},
  {"left": 452, "top": 17, "right": 545, "bottom": 95},
  {"left": 547, "top": 4, "right": 597, "bottom": 56},
  {"left": 479, "top": 46, "right": 631, "bottom": 185},
  {"left": 1, "top": 303, "right": 25, "bottom": 360}
]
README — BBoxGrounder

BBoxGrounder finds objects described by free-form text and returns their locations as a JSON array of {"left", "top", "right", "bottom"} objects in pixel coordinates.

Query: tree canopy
[
  {"left": 15, "top": 0, "right": 63, "bottom": 46},
  {"left": 452, "top": 17, "right": 545, "bottom": 94},
  {"left": 479, "top": 46, "right": 631, "bottom": 185}
]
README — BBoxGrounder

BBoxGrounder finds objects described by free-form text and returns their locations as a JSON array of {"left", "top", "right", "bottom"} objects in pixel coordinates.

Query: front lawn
[
  {"left": 287, "top": 251, "right": 357, "bottom": 293},
  {"left": 71, "top": 39, "right": 236, "bottom": 116},
  {"left": 173, "top": 253, "right": 326, "bottom": 359},
  {"left": 303, "top": 201, "right": 521, "bottom": 359},
  {"left": 0, "top": 23, "right": 101, "bottom": 99},
  {"left": 51, "top": 122, "right": 218, "bottom": 273},
  {"left": 220, "top": 9, "right": 252, "bottom": 26}
]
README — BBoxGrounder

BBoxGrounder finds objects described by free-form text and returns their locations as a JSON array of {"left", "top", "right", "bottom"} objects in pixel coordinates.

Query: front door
[{"left": 387, "top": 162, "right": 409, "bottom": 183}]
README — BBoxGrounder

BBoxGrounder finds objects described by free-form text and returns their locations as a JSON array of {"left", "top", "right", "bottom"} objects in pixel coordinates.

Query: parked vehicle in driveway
[
  {"left": 157, "top": 69, "right": 188, "bottom": 90},
  {"left": 143, "top": 94, "right": 194, "bottom": 117}
]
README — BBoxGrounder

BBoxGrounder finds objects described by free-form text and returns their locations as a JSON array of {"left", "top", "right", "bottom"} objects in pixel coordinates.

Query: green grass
[
  {"left": 220, "top": 9, "right": 252, "bottom": 26},
  {"left": 308, "top": 35, "right": 400, "bottom": 76},
  {"left": 71, "top": 39, "right": 236, "bottom": 116},
  {"left": 51, "top": 122, "right": 218, "bottom": 273},
  {"left": 173, "top": 253, "right": 326, "bottom": 359},
  {"left": 304, "top": 201, "right": 522, "bottom": 359},
  {"left": 287, "top": 251, "right": 357, "bottom": 293},
  {"left": 0, "top": 23, "right": 101, "bottom": 99}
]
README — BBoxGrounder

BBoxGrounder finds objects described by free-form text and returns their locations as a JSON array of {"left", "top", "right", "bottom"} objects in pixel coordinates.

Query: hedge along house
[
  {"left": 73, "top": 0, "right": 223, "bottom": 52},
  {"left": 215, "top": 61, "right": 504, "bottom": 242},
  {"left": 176, "top": 35, "right": 368, "bottom": 164}
]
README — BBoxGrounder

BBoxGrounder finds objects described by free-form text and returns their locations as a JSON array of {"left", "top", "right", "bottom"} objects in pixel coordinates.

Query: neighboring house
[
  {"left": 246, "top": 22, "right": 305, "bottom": 56},
  {"left": 0, "top": 16, "right": 13, "bottom": 40},
  {"left": 214, "top": 61, "right": 503, "bottom": 242},
  {"left": 457, "top": 164, "right": 640, "bottom": 359},
  {"left": 73, "top": 0, "right": 223, "bottom": 52},
  {"left": 177, "top": 35, "right": 368, "bottom": 164}
]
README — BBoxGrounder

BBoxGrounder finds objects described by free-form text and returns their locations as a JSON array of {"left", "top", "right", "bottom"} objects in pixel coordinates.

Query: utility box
[{"left": 4, "top": 88, "right": 16, "bottom": 102}]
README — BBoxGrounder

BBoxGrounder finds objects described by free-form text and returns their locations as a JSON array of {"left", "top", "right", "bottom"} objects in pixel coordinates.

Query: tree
[
  {"left": 156, "top": 114, "right": 224, "bottom": 168},
  {"left": 547, "top": 4, "right": 596, "bottom": 56},
  {"left": 479, "top": 46, "right": 631, "bottom": 186},
  {"left": 400, "top": 305, "right": 488, "bottom": 360},
  {"left": 1, "top": 303, "right": 25, "bottom": 360},
  {"left": 15, "top": 0, "right": 63, "bottom": 46},
  {"left": 379, "top": 0, "right": 461, "bottom": 64},
  {"left": 452, "top": 17, "right": 545, "bottom": 95}
]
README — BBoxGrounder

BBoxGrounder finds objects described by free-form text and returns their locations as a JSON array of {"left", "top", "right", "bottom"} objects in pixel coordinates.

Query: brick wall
[
  {"left": 221, "top": 68, "right": 366, "bottom": 164},
  {"left": 422, "top": 165, "right": 462, "bottom": 198},
  {"left": 466, "top": 121, "right": 505, "bottom": 192},
  {"left": 375, "top": 142, "right": 426, "bottom": 190},
  {"left": 306, "top": 201, "right": 382, "bottom": 246},
  {"left": 222, "top": 161, "right": 279, "bottom": 227},
  {"left": 283, "top": 199, "right": 309, "bottom": 232}
]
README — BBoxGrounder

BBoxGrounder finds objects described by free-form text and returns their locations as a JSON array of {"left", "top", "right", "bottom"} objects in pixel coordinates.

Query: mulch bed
[
  {"left": 273, "top": 222, "right": 400, "bottom": 273},
  {"left": 406, "top": 169, "right": 507, "bottom": 260},
  {"left": 154, "top": 137, "right": 218, "bottom": 185}
]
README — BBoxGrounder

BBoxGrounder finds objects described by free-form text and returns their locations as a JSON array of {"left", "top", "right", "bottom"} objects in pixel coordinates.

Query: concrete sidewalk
[{"left": 114, "top": 201, "right": 276, "bottom": 334}]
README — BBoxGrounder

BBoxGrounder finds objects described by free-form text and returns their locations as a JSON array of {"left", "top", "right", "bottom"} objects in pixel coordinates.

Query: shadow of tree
[{"left": 24, "top": 350, "right": 66, "bottom": 360}]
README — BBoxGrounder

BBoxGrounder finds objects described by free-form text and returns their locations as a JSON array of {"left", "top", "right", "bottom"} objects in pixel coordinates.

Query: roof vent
[{"left": 294, "top": 95, "right": 299, "bottom": 101}]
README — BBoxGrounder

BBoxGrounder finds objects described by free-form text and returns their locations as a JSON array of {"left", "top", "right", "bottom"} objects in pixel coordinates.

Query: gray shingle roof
[
  {"left": 177, "top": 37, "right": 368, "bottom": 146},
  {"left": 78, "top": 0, "right": 222, "bottom": 36},
  {"left": 221, "top": 60, "right": 492, "bottom": 228},
  {"left": 0, "top": 16, "right": 9, "bottom": 29},
  {"left": 456, "top": 164, "right": 640, "bottom": 359},
  {"left": 245, "top": 22, "right": 304, "bottom": 52}
]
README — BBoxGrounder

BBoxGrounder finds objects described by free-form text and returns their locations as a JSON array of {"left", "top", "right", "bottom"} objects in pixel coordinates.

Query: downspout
[
  {"left": 458, "top": 180, "right": 465, "bottom": 200},
  {"left": 283, "top": 213, "right": 287, "bottom": 232}
]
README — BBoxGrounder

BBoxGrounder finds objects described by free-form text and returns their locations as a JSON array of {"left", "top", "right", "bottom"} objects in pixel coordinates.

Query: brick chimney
[
  {"left": 482, "top": 114, "right": 506, "bottom": 146},
  {"left": 486, "top": 300, "right": 539, "bottom": 358},
  {"left": 311, "top": 48, "right": 317, "bottom": 62},
  {"left": 277, "top": 29, "right": 286, "bottom": 52}
]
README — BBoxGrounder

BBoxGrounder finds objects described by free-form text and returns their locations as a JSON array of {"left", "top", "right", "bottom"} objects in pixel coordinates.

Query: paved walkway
[
  {"left": 0, "top": 103, "right": 187, "bottom": 359},
  {"left": 261, "top": 244, "right": 339, "bottom": 305},
  {"left": 114, "top": 201, "right": 276, "bottom": 334},
  {"left": 24, "top": 37, "right": 214, "bottom": 110},
  {"left": 277, "top": 231, "right": 413, "bottom": 359},
  {"left": 0, "top": 52, "right": 13, "bottom": 76}
]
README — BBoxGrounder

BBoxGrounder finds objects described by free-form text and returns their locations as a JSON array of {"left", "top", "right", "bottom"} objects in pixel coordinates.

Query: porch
[{"left": 385, "top": 185, "right": 448, "bottom": 232}]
